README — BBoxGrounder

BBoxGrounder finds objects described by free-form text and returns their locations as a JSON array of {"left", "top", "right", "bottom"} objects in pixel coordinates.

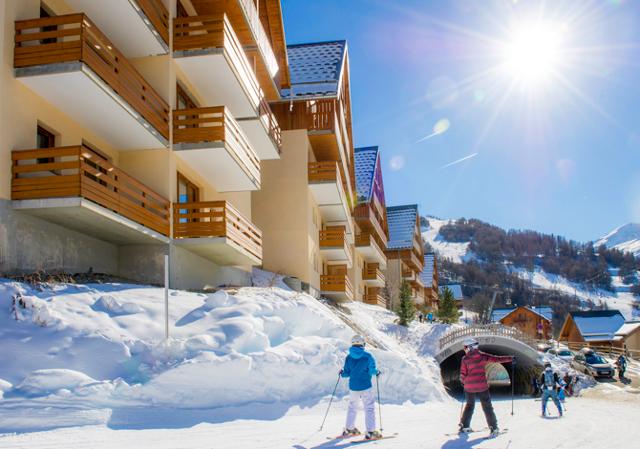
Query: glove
[
  {"left": 376, "top": 370, "right": 381, "bottom": 377},
  {"left": 339, "top": 369, "right": 344, "bottom": 375}
]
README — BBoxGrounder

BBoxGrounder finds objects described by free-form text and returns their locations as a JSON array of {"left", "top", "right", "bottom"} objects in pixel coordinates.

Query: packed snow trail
[{"left": 1, "top": 393, "right": 639, "bottom": 448}]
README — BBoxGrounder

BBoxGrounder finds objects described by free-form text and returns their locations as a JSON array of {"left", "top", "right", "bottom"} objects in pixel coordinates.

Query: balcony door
[{"left": 177, "top": 172, "right": 199, "bottom": 223}]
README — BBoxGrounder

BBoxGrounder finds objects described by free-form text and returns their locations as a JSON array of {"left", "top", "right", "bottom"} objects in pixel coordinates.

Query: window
[
  {"left": 39, "top": 4, "right": 57, "bottom": 45},
  {"left": 177, "top": 0, "right": 189, "bottom": 18},
  {"left": 177, "top": 172, "right": 200, "bottom": 223},
  {"left": 177, "top": 83, "right": 197, "bottom": 110},
  {"left": 36, "top": 125, "right": 55, "bottom": 164}
]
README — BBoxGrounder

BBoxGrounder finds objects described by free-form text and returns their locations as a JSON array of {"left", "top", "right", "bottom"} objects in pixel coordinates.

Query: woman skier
[
  {"left": 458, "top": 338, "right": 514, "bottom": 437},
  {"left": 540, "top": 362, "right": 563, "bottom": 417}
]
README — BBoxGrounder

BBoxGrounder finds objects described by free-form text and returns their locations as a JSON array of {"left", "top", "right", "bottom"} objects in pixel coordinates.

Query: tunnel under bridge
[{"left": 436, "top": 324, "right": 544, "bottom": 395}]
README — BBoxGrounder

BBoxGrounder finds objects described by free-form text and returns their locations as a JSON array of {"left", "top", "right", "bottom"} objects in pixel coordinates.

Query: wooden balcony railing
[
  {"left": 173, "top": 106, "right": 260, "bottom": 183},
  {"left": 15, "top": 14, "right": 169, "bottom": 140},
  {"left": 320, "top": 226, "right": 347, "bottom": 248},
  {"left": 354, "top": 204, "right": 388, "bottom": 248},
  {"left": 308, "top": 161, "right": 340, "bottom": 183},
  {"left": 136, "top": 0, "right": 169, "bottom": 46},
  {"left": 236, "top": 0, "right": 279, "bottom": 78},
  {"left": 355, "top": 232, "right": 385, "bottom": 256},
  {"left": 364, "top": 289, "right": 386, "bottom": 307},
  {"left": 363, "top": 263, "right": 385, "bottom": 284},
  {"left": 258, "top": 97, "right": 282, "bottom": 153},
  {"left": 321, "top": 273, "right": 353, "bottom": 298},
  {"left": 173, "top": 200, "right": 262, "bottom": 262},
  {"left": 11, "top": 146, "right": 170, "bottom": 235},
  {"left": 173, "top": 14, "right": 262, "bottom": 112}
]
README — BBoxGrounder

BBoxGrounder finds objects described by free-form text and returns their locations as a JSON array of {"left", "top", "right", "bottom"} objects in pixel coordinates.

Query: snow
[
  {"left": 596, "top": 223, "right": 640, "bottom": 256},
  {"left": 512, "top": 266, "right": 640, "bottom": 320},
  {"left": 0, "top": 275, "right": 450, "bottom": 434},
  {"left": 421, "top": 217, "right": 473, "bottom": 263}
]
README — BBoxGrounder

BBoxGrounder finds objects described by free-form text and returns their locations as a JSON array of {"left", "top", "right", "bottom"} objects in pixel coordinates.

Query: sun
[{"left": 502, "top": 22, "right": 566, "bottom": 86}]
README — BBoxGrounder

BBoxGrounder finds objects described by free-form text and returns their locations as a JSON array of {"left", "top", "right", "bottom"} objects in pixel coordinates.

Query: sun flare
[{"left": 502, "top": 22, "right": 566, "bottom": 85}]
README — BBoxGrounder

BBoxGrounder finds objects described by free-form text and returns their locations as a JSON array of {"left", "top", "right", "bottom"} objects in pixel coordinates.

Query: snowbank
[{"left": 0, "top": 275, "right": 450, "bottom": 431}]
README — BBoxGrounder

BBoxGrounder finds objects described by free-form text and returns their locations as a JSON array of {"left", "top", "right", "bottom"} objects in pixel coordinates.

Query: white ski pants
[{"left": 345, "top": 388, "right": 376, "bottom": 432}]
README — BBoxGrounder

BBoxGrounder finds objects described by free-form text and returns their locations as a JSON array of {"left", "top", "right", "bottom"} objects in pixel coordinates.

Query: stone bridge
[{"left": 436, "top": 324, "right": 544, "bottom": 393}]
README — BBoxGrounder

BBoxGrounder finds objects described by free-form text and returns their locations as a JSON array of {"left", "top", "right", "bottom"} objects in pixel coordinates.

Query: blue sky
[{"left": 281, "top": 0, "right": 640, "bottom": 242}]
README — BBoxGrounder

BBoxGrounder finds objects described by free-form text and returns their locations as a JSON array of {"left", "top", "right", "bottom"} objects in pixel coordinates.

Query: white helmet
[
  {"left": 463, "top": 337, "right": 479, "bottom": 349},
  {"left": 351, "top": 334, "right": 366, "bottom": 346}
]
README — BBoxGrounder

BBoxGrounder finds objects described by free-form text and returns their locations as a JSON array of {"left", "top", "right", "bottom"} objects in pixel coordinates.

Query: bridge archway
[{"left": 436, "top": 325, "right": 544, "bottom": 394}]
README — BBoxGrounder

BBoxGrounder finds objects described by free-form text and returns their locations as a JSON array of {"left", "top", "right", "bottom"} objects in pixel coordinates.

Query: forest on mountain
[{"left": 438, "top": 218, "right": 640, "bottom": 290}]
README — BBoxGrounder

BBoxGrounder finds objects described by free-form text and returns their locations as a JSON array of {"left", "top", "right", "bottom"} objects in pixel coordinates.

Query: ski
[
  {"left": 351, "top": 435, "right": 397, "bottom": 444},
  {"left": 326, "top": 434, "right": 361, "bottom": 440},
  {"left": 483, "top": 430, "right": 508, "bottom": 439},
  {"left": 445, "top": 428, "right": 508, "bottom": 437}
]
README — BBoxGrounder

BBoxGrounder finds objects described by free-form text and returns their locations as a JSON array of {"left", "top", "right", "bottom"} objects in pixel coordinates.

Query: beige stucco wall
[
  {"left": 385, "top": 257, "right": 403, "bottom": 310},
  {"left": 349, "top": 249, "right": 364, "bottom": 302},
  {"left": 251, "top": 129, "right": 317, "bottom": 286}
]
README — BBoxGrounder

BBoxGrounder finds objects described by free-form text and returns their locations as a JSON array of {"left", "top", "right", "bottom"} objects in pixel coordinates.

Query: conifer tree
[
  {"left": 396, "top": 280, "right": 415, "bottom": 326},
  {"left": 437, "top": 286, "right": 459, "bottom": 324}
]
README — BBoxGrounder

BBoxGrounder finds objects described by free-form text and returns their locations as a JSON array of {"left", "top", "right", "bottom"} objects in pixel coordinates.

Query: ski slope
[{"left": 421, "top": 218, "right": 472, "bottom": 263}]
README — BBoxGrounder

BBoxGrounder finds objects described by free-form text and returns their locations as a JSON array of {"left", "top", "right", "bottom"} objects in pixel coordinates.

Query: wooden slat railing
[
  {"left": 321, "top": 273, "right": 353, "bottom": 299},
  {"left": 258, "top": 96, "right": 282, "bottom": 153},
  {"left": 14, "top": 14, "right": 169, "bottom": 140},
  {"left": 563, "top": 341, "right": 640, "bottom": 361},
  {"left": 236, "top": 0, "right": 278, "bottom": 78},
  {"left": 363, "top": 263, "right": 385, "bottom": 284},
  {"left": 135, "top": 0, "right": 169, "bottom": 46},
  {"left": 354, "top": 203, "right": 388, "bottom": 248},
  {"left": 308, "top": 161, "right": 339, "bottom": 183},
  {"left": 173, "top": 106, "right": 260, "bottom": 184},
  {"left": 11, "top": 146, "right": 170, "bottom": 236},
  {"left": 364, "top": 288, "right": 386, "bottom": 307},
  {"left": 173, "top": 14, "right": 261, "bottom": 112},
  {"left": 173, "top": 200, "right": 262, "bottom": 263},
  {"left": 355, "top": 231, "right": 386, "bottom": 257},
  {"left": 320, "top": 226, "right": 347, "bottom": 248}
]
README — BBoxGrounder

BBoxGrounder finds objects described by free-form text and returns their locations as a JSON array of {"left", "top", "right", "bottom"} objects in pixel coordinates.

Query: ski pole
[
  {"left": 510, "top": 358, "right": 516, "bottom": 416},
  {"left": 376, "top": 372, "right": 383, "bottom": 432},
  {"left": 319, "top": 372, "right": 341, "bottom": 431}
]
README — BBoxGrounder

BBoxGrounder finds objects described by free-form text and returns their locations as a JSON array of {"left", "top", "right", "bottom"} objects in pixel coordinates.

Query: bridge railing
[{"left": 439, "top": 324, "right": 538, "bottom": 351}]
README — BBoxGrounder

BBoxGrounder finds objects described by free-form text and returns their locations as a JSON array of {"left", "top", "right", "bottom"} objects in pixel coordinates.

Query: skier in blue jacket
[{"left": 340, "top": 334, "right": 381, "bottom": 440}]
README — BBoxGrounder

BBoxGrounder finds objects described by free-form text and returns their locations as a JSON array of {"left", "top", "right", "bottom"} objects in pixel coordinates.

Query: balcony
[
  {"left": 364, "top": 287, "right": 386, "bottom": 308},
  {"left": 14, "top": 14, "right": 169, "bottom": 149},
  {"left": 273, "top": 99, "right": 355, "bottom": 202},
  {"left": 321, "top": 273, "right": 354, "bottom": 302},
  {"left": 308, "top": 161, "right": 353, "bottom": 237},
  {"left": 402, "top": 264, "right": 416, "bottom": 281},
  {"left": 354, "top": 203, "right": 387, "bottom": 249},
  {"left": 362, "top": 263, "right": 385, "bottom": 288},
  {"left": 11, "top": 146, "right": 170, "bottom": 243},
  {"left": 237, "top": 97, "right": 282, "bottom": 159},
  {"left": 355, "top": 232, "right": 387, "bottom": 268},
  {"left": 173, "top": 106, "right": 260, "bottom": 191},
  {"left": 64, "top": 0, "right": 169, "bottom": 56},
  {"left": 173, "top": 200, "right": 262, "bottom": 266},
  {"left": 319, "top": 226, "right": 352, "bottom": 268}
]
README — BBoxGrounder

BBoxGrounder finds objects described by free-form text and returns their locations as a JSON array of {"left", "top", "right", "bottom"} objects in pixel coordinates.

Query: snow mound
[
  {"left": 92, "top": 295, "right": 144, "bottom": 316},
  {"left": 0, "top": 273, "right": 450, "bottom": 429},
  {"left": 14, "top": 369, "right": 97, "bottom": 397}
]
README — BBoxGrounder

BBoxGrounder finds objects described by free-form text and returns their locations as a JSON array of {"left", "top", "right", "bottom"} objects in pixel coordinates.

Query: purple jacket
[{"left": 460, "top": 349, "right": 512, "bottom": 393}]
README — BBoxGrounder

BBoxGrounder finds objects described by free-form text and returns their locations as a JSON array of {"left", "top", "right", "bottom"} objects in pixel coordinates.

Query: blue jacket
[{"left": 341, "top": 346, "right": 377, "bottom": 391}]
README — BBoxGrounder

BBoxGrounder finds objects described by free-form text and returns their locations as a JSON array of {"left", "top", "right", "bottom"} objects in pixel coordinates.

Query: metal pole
[
  {"left": 164, "top": 254, "right": 169, "bottom": 340},
  {"left": 510, "top": 359, "right": 515, "bottom": 416},
  {"left": 319, "top": 374, "right": 341, "bottom": 431}
]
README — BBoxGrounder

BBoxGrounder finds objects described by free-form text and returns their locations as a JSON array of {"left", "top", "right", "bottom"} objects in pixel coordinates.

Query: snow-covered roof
[
  {"left": 420, "top": 254, "right": 436, "bottom": 286},
  {"left": 491, "top": 306, "right": 553, "bottom": 323},
  {"left": 387, "top": 205, "right": 419, "bottom": 250},
  {"left": 439, "top": 284, "right": 463, "bottom": 300},
  {"left": 615, "top": 321, "right": 640, "bottom": 337},
  {"left": 570, "top": 310, "right": 626, "bottom": 341},
  {"left": 281, "top": 40, "right": 346, "bottom": 99},
  {"left": 354, "top": 147, "right": 378, "bottom": 203}
]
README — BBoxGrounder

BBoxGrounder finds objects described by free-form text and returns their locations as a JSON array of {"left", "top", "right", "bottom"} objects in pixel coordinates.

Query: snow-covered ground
[
  {"left": 596, "top": 223, "right": 640, "bottom": 257},
  {"left": 421, "top": 217, "right": 472, "bottom": 263},
  {"left": 511, "top": 267, "right": 639, "bottom": 320}
]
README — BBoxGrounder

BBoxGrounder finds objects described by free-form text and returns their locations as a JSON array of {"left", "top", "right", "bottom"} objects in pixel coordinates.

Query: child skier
[
  {"left": 458, "top": 338, "right": 514, "bottom": 437},
  {"left": 540, "top": 362, "right": 563, "bottom": 417},
  {"left": 340, "top": 334, "right": 381, "bottom": 440},
  {"left": 615, "top": 354, "right": 627, "bottom": 380}
]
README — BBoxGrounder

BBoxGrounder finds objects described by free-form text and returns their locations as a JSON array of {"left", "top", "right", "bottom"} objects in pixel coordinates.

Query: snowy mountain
[
  {"left": 421, "top": 217, "right": 472, "bottom": 263},
  {"left": 595, "top": 223, "right": 640, "bottom": 257}
]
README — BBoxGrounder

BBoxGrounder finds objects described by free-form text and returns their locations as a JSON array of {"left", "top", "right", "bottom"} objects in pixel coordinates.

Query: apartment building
[
  {"left": 420, "top": 253, "right": 439, "bottom": 311},
  {"left": 252, "top": 40, "right": 356, "bottom": 299},
  {"left": 1, "top": 0, "right": 290, "bottom": 289},
  {"left": 353, "top": 146, "right": 389, "bottom": 307},
  {"left": 385, "top": 205, "right": 426, "bottom": 310}
]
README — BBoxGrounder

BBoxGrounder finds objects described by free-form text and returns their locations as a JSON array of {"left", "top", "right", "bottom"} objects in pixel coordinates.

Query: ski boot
[
  {"left": 458, "top": 424, "right": 473, "bottom": 434},
  {"left": 365, "top": 430, "right": 382, "bottom": 440},
  {"left": 488, "top": 427, "right": 501, "bottom": 438},
  {"left": 342, "top": 428, "right": 361, "bottom": 437}
]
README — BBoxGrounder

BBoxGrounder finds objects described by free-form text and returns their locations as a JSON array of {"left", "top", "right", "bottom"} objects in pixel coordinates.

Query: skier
[
  {"left": 540, "top": 362, "right": 563, "bottom": 418},
  {"left": 458, "top": 338, "right": 514, "bottom": 437},
  {"left": 615, "top": 354, "right": 627, "bottom": 380},
  {"left": 531, "top": 375, "right": 540, "bottom": 397},
  {"left": 340, "top": 334, "right": 382, "bottom": 440}
]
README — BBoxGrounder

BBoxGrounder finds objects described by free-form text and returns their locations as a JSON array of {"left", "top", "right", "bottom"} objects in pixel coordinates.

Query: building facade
[
  {"left": 492, "top": 306, "right": 553, "bottom": 340},
  {"left": 1, "top": 0, "right": 289, "bottom": 289}
]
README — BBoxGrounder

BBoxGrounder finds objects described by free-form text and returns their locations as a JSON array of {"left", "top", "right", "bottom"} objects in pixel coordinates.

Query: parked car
[
  {"left": 549, "top": 347, "right": 575, "bottom": 362},
  {"left": 537, "top": 342, "right": 552, "bottom": 353},
  {"left": 571, "top": 350, "right": 614, "bottom": 378}
]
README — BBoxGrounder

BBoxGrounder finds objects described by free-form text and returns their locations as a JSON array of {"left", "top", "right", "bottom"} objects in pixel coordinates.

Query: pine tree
[
  {"left": 396, "top": 280, "right": 415, "bottom": 326},
  {"left": 438, "top": 286, "right": 459, "bottom": 324}
]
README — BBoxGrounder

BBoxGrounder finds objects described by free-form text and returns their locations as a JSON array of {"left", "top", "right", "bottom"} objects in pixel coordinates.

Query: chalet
[
  {"left": 385, "top": 205, "right": 426, "bottom": 309},
  {"left": 420, "top": 254, "right": 439, "bottom": 310},
  {"left": 492, "top": 306, "right": 553, "bottom": 340},
  {"left": 558, "top": 310, "right": 626, "bottom": 347},
  {"left": 614, "top": 321, "right": 640, "bottom": 354}
]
